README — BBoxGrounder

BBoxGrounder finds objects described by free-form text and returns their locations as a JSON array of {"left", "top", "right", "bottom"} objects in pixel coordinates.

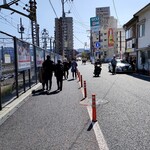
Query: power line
[
  {"left": 0, "top": 14, "right": 17, "bottom": 29},
  {"left": 73, "top": 34, "right": 85, "bottom": 45},
  {"left": 48, "top": 0, "right": 58, "bottom": 18},
  {"left": 112, "top": 0, "right": 121, "bottom": 26}
]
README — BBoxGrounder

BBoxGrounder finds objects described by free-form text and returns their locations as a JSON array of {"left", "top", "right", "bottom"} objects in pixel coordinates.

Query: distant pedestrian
[
  {"left": 54, "top": 60, "right": 64, "bottom": 91},
  {"left": 63, "top": 59, "right": 71, "bottom": 79},
  {"left": 111, "top": 55, "right": 117, "bottom": 75},
  {"left": 130, "top": 57, "right": 136, "bottom": 72},
  {"left": 71, "top": 59, "right": 78, "bottom": 79},
  {"left": 42, "top": 55, "right": 54, "bottom": 91}
]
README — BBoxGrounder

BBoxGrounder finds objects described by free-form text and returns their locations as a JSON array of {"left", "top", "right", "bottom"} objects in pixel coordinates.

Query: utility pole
[
  {"left": 49, "top": 36, "right": 54, "bottom": 52},
  {"left": 0, "top": 0, "right": 39, "bottom": 46},
  {"left": 61, "top": 0, "right": 73, "bottom": 59},
  {"left": 29, "top": 0, "right": 39, "bottom": 46},
  {"left": 18, "top": 18, "right": 24, "bottom": 39},
  {"left": 120, "top": 30, "right": 122, "bottom": 59}
]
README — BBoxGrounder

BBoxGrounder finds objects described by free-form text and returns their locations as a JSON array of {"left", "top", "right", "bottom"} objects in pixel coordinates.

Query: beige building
[{"left": 93, "top": 7, "right": 119, "bottom": 61}]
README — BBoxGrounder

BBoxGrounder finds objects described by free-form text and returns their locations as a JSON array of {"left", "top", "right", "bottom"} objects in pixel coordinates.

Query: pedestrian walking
[
  {"left": 71, "top": 59, "right": 78, "bottom": 79},
  {"left": 38, "top": 64, "right": 46, "bottom": 90},
  {"left": 63, "top": 59, "right": 71, "bottom": 79},
  {"left": 54, "top": 60, "right": 64, "bottom": 91},
  {"left": 111, "top": 55, "right": 117, "bottom": 75},
  {"left": 42, "top": 55, "right": 54, "bottom": 91}
]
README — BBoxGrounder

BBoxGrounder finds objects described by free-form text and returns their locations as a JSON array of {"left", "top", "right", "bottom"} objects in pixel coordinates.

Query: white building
[
  {"left": 134, "top": 3, "right": 150, "bottom": 74},
  {"left": 123, "top": 3, "right": 150, "bottom": 75}
]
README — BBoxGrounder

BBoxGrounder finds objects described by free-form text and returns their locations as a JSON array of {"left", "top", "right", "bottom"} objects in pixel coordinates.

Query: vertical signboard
[
  {"left": 108, "top": 28, "right": 114, "bottom": 47},
  {"left": 90, "top": 17, "right": 100, "bottom": 33},
  {"left": 17, "top": 40, "right": 31, "bottom": 71},
  {"left": 36, "top": 47, "right": 44, "bottom": 67}
]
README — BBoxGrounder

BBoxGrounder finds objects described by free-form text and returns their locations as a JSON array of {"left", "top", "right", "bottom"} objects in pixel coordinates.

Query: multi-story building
[
  {"left": 94, "top": 7, "right": 119, "bottom": 61},
  {"left": 123, "top": 3, "right": 150, "bottom": 75},
  {"left": 123, "top": 17, "right": 137, "bottom": 62},
  {"left": 116, "top": 28, "right": 125, "bottom": 59},
  {"left": 96, "top": 7, "right": 110, "bottom": 29},
  {"left": 55, "top": 17, "right": 73, "bottom": 60}
]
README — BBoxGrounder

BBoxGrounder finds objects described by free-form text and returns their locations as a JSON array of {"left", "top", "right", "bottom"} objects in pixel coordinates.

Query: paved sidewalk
[{"left": 0, "top": 74, "right": 99, "bottom": 150}]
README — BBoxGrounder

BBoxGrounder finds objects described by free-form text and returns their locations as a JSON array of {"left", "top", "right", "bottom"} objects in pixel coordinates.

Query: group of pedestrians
[{"left": 39, "top": 55, "right": 78, "bottom": 91}]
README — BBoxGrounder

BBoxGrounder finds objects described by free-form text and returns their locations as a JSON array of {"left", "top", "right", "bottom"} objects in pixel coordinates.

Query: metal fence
[{"left": 0, "top": 31, "right": 62, "bottom": 110}]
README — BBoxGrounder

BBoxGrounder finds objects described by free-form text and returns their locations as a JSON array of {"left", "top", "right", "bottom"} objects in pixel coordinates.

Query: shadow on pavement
[
  {"left": 87, "top": 122, "right": 96, "bottom": 131},
  {"left": 67, "top": 79, "right": 75, "bottom": 81},
  {"left": 32, "top": 89, "right": 60, "bottom": 96},
  {"left": 80, "top": 98, "right": 86, "bottom": 101},
  {"left": 128, "top": 73, "right": 150, "bottom": 82},
  {"left": 47, "top": 90, "right": 60, "bottom": 95}
]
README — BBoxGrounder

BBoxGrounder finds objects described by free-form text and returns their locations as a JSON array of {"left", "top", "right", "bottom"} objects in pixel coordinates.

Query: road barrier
[
  {"left": 80, "top": 75, "right": 83, "bottom": 87},
  {"left": 78, "top": 72, "right": 80, "bottom": 81},
  {"left": 92, "top": 94, "right": 97, "bottom": 122},
  {"left": 84, "top": 80, "right": 87, "bottom": 98}
]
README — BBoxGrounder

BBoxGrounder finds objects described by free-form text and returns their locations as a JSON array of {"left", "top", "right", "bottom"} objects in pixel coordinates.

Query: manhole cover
[{"left": 80, "top": 98, "right": 109, "bottom": 106}]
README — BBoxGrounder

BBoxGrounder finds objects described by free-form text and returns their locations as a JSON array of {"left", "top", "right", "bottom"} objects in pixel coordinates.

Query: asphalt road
[
  {"left": 78, "top": 61, "right": 150, "bottom": 150},
  {"left": 0, "top": 69, "right": 99, "bottom": 150},
  {"left": 0, "top": 61, "right": 150, "bottom": 150}
]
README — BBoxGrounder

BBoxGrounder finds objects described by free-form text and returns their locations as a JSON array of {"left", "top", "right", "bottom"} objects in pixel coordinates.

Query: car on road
[{"left": 108, "top": 59, "right": 133, "bottom": 73}]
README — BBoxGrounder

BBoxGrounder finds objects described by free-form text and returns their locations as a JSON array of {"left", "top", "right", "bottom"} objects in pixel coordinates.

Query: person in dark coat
[
  {"left": 71, "top": 59, "right": 78, "bottom": 79},
  {"left": 111, "top": 55, "right": 117, "bottom": 75},
  {"left": 54, "top": 60, "right": 64, "bottom": 91},
  {"left": 63, "top": 59, "right": 70, "bottom": 79},
  {"left": 42, "top": 55, "right": 54, "bottom": 91}
]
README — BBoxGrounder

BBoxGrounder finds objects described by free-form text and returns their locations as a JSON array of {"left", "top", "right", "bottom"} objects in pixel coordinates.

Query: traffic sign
[{"left": 95, "top": 42, "right": 101, "bottom": 48}]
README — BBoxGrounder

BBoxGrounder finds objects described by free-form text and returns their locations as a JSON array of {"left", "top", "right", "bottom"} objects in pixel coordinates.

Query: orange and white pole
[
  {"left": 80, "top": 75, "right": 83, "bottom": 87},
  {"left": 78, "top": 72, "right": 80, "bottom": 81},
  {"left": 92, "top": 94, "right": 97, "bottom": 122},
  {"left": 84, "top": 80, "right": 87, "bottom": 98}
]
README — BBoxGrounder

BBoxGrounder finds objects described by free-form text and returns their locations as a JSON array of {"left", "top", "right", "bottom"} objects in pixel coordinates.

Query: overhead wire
[
  {"left": 0, "top": 14, "right": 17, "bottom": 29},
  {"left": 0, "top": 0, "right": 32, "bottom": 39},
  {"left": 66, "top": 2, "right": 90, "bottom": 47},
  {"left": 73, "top": 34, "right": 85, "bottom": 45},
  {"left": 48, "top": 0, "right": 58, "bottom": 18},
  {"left": 112, "top": 0, "right": 121, "bottom": 26}
]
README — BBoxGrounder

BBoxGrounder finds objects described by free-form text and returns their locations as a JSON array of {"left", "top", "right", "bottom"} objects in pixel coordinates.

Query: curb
[{"left": 0, "top": 83, "right": 41, "bottom": 126}]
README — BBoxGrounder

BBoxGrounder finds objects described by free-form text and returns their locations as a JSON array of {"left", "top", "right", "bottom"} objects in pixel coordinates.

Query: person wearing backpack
[{"left": 54, "top": 60, "right": 64, "bottom": 91}]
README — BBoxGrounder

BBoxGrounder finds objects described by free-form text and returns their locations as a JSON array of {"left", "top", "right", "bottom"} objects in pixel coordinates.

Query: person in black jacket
[
  {"left": 63, "top": 59, "right": 70, "bottom": 79},
  {"left": 71, "top": 59, "right": 78, "bottom": 79},
  {"left": 42, "top": 55, "right": 54, "bottom": 91},
  {"left": 111, "top": 55, "right": 117, "bottom": 75},
  {"left": 54, "top": 60, "right": 64, "bottom": 91}
]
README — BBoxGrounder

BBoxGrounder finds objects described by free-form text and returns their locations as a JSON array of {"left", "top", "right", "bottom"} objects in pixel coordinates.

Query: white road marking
[
  {"left": 80, "top": 86, "right": 109, "bottom": 150},
  {"left": 87, "top": 106, "right": 109, "bottom": 150}
]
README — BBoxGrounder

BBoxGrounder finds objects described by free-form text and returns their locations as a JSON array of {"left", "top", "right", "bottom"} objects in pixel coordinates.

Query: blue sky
[{"left": 0, "top": 0, "right": 150, "bottom": 49}]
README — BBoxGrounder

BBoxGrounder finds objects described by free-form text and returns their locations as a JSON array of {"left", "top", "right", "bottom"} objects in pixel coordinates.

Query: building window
[
  {"left": 138, "top": 23, "right": 145, "bottom": 37},
  {"left": 125, "top": 27, "right": 132, "bottom": 39}
]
